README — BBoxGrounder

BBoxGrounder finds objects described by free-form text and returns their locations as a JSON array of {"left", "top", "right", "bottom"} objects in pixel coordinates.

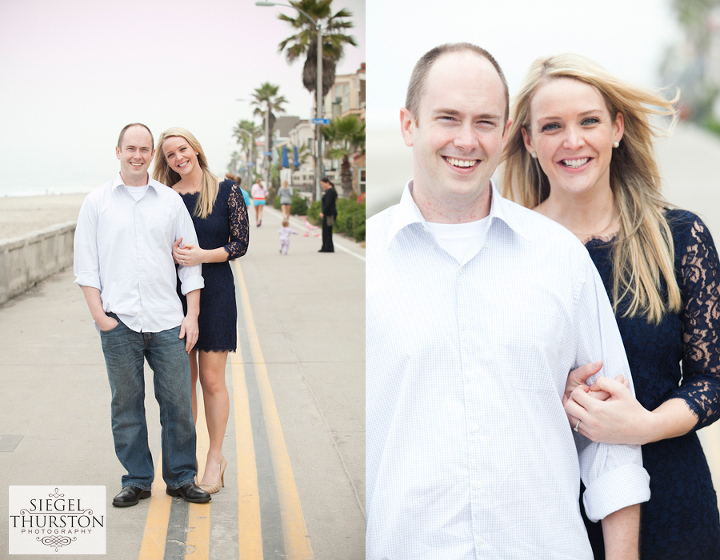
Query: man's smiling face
[
  {"left": 400, "top": 50, "right": 511, "bottom": 221},
  {"left": 116, "top": 125, "right": 154, "bottom": 186}
]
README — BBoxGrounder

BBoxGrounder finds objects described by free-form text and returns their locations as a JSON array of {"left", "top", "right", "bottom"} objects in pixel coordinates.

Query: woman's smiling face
[
  {"left": 162, "top": 136, "right": 198, "bottom": 177},
  {"left": 522, "top": 77, "right": 624, "bottom": 200}
]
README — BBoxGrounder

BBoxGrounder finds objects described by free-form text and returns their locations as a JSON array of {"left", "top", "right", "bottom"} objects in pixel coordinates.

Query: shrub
[
  {"left": 290, "top": 193, "right": 308, "bottom": 216},
  {"left": 307, "top": 198, "right": 365, "bottom": 242},
  {"left": 308, "top": 201, "right": 321, "bottom": 224}
]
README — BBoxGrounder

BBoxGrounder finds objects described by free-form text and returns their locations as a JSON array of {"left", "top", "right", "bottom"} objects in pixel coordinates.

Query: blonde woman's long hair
[
  {"left": 502, "top": 53, "right": 681, "bottom": 324},
  {"left": 153, "top": 127, "right": 219, "bottom": 219}
]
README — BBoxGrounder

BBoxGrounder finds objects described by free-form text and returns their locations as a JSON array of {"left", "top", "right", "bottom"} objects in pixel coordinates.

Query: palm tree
[
  {"left": 250, "top": 83, "right": 288, "bottom": 185},
  {"left": 233, "top": 119, "right": 262, "bottom": 187},
  {"left": 276, "top": 0, "right": 357, "bottom": 100},
  {"left": 322, "top": 114, "right": 365, "bottom": 196},
  {"left": 227, "top": 150, "right": 241, "bottom": 176}
]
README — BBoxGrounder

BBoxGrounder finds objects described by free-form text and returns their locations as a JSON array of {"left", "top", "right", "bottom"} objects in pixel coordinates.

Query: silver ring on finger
[{"left": 574, "top": 419, "right": 581, "bottom": 433}]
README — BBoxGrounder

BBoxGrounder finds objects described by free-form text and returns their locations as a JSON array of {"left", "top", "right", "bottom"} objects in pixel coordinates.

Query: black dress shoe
[
  {"left": 112, "top": 486, "right": 151, "bottom": 507},
  {"left": 166, "top": 482, "right": 211, "bottom": 503}
]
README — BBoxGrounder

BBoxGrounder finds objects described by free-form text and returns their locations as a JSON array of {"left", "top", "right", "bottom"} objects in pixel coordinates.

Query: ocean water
[{"left": 0, "top": 184, "right": 93, "bottom": 198}]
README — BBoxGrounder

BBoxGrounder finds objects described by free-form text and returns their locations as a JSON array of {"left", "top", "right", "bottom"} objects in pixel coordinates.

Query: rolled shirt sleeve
[
  {"left": 74, "top": 192, "right": 102, "bottom": 290},
  {"left": 573, "top": 256, "right": 651, "bottom": 522},
  {"left": 174, "top": 195, "right": 204, "bottom": 296}
]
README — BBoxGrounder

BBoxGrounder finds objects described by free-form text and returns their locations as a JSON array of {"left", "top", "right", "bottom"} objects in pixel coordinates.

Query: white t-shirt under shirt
[{"left": 425, "top": 217, "right": 490, "bottom": 264}]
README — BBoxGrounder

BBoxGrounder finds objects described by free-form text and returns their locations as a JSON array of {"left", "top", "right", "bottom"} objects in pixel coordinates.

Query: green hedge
[{"left": 308, "top": 197, "right": 366, "bottom": 242}]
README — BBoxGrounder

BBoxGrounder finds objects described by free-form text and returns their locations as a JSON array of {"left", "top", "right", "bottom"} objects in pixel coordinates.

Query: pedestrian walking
[
  {"left": 251, "top": 178, "right": 268, "bottom": 227},
  {"left": 278, "top": 218, "right": 298, "bottom": 255},
  {"left": 278, "top": 179, "right": 293, "bottom": 220}
]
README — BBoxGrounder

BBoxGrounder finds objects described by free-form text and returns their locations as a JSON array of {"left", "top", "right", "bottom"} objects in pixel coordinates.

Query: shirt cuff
[
  {"left": 74, "top": 274, "right": 101, "bottom": 290},
  {"left": 583, "top": 463, "right": 650, "bottom": 522},
  {"left": 179, "top": 275, "right": 204, "bottom": 296}
]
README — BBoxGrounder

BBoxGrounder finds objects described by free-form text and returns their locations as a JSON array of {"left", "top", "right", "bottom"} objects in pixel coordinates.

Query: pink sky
[{"left": 0, "top": 0, "right": 366, "bottom": 193}]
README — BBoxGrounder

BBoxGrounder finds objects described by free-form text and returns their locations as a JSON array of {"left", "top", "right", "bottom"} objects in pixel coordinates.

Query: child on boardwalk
[{"left": 278, "top": 219, "right": 298, "bottom": 255}]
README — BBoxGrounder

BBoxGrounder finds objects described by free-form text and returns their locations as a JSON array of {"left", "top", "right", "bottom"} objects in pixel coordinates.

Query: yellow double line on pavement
[{"left": 136, "top": 261, "right": 313, "bottom": 559}]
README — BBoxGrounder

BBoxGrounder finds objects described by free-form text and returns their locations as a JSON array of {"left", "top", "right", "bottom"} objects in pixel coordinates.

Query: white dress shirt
[
  {"left": 74, "top": 174, "right": 204, "bottom": 333},
  {"left": 366, "top": 181, "right": 650, "bottom": 560}
]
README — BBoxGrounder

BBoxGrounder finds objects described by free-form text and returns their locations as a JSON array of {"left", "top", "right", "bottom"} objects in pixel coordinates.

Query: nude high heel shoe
[{"left": 199, "top": 456, "right": 227, "bottom": 494}]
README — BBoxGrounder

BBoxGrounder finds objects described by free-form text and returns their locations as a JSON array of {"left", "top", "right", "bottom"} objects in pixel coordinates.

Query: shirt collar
[
  {"left": 112, "top": 172, "right": 168, "bottom": 194},
  {"left": 386, "top": 179, "right": 530, "bottom": 248}
]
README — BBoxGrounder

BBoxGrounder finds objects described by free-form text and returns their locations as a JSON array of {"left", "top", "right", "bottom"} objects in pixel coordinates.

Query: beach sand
[{"left": 0, "top": 193, "right": 87, "bottom": 241}]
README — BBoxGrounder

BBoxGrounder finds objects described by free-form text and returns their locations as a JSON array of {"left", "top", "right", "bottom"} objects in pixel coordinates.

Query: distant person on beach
[
  {"left": 503, "top": 53, "right": 720, "bottom": 560},
  {"left": 278, "top": 218, "right": 298, "bottom": 255},
  {"left": 251, "top": 178, "right": 268, "bottom": 227},
  {"left": 366, "top": 43, "right": 650, "bottom": 559},
  {"left": 154, "top": 127, "right": 249, "bottom": 495},
  {"left": 318, "top": 177, "right": 337, "bottom": 253},
  {"left": 278, "top": 180, "right": 293, "bottom": 221},
  {"left": 73, "top": 123, "right": 210, "bottom": 507}
]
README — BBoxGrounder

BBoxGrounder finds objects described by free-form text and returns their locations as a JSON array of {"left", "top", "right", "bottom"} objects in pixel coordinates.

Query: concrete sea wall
[{"left": 0, "top": 222, "right": 76, "bottom": 305}]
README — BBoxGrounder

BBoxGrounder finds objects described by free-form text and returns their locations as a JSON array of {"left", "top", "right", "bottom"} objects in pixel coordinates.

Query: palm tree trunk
[{"left": 341, "top": 155, "right": 352, "bottom": 197}]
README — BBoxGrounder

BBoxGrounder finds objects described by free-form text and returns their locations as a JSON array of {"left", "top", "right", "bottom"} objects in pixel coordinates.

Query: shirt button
[
  {"left": 462, "top": 318, "right": 470, "bottom": 327},
  {"left": 471, "top": 424, "right": 480, "bottom": 434},
  {"left": 459, "top": 266, "right": 465, "bottom": 274},
  {"left": 474, "top": 482, "right": 483, "bottom": 490}
]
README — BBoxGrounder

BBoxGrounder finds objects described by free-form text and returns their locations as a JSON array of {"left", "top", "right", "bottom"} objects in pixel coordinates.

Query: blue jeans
[{"left": 100, "top": 319, "right": 196, "bottom": 490}]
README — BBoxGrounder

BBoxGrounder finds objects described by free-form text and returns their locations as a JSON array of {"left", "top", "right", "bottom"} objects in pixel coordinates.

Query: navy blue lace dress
[
  {"left": 178, "top": 179, "right": 249, "bottom": 352},
  {"left": 582, "top": 209, "right": 720, "bottom": 560}
]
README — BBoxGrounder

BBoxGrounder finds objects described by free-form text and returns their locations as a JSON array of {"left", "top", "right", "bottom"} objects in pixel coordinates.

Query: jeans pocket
[
  {"left": 100, "top": 323, "right": 121, "bottom": 334},
  {"left": 99, "top": 316, "right": 124, "bottom": 336}
]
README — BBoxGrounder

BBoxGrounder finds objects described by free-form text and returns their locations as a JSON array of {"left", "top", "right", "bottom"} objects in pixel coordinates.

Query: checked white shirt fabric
[
  {"left": 74, "top": 174, "right": 204, "bottom": 333},
  {"left": 366, "top": 181, "right": 650, "bottom": 560}
]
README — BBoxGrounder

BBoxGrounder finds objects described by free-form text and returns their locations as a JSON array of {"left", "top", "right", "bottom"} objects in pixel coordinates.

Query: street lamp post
[
  {"left": 256, "top": 1, "right": 323, "bottom": 203},
  {"left": 264, "top": 107, "right": 271, "bottom": 189},
  {"left": 234, "top": 99, "right": 257, "bottom": 189}
]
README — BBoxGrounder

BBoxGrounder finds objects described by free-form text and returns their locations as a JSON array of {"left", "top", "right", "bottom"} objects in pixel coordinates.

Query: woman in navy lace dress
[
  {"left": 153, "top": 127, "right": 249, "bottom": 494},
  {"left": 503, "top": 54, "right": 720, "bottom": 559}
]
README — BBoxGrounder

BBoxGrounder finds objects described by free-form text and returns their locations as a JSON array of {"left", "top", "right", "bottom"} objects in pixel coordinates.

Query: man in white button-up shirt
[
  {"left": 366, "top": 44, "right": 650, "bottom": 559},
  {"left": 74, "top": 124, "right": 210, "bottom": 507}
]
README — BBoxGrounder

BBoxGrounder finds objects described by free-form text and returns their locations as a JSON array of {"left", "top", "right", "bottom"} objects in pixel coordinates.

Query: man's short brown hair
[
  {"left": 405, "top": 43, "right": 509, "bottom": 123},
  {"left": 117, "top": 123, "right": 154, "bottom": 149}
]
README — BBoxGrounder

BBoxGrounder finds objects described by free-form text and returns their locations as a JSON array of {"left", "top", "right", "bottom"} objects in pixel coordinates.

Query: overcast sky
[
  {"left": 365, "top": 0, "right": 682, "bottom": 213},
  {"left": 0, "top": 0, "right": 365, "bottom": 195}
]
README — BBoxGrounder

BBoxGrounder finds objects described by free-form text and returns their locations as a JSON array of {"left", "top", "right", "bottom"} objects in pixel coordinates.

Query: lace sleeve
[
  {"left": 224, "top": 182, "right": 249, "bottom": 260},
  {"left": 675, "top": 216, "right": 720, "bottom": 429}
]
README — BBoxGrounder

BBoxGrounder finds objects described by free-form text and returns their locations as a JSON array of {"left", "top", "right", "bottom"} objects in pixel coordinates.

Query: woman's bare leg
[{"left": 198, "top": 350, "right": 230, "bottom": 485}]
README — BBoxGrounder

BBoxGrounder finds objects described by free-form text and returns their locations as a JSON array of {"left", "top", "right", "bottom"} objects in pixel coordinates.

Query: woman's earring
[
  {"left": 531, "top": 152, "right": 538, "bottom": 159},
  {"left": 613, "top": 141, "right": 619, "bottom": 148}
]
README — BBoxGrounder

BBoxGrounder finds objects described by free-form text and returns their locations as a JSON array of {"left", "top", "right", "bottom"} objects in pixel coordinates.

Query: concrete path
[{"left": 0, "top": 206, "right": 365, "bottom": 560}]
